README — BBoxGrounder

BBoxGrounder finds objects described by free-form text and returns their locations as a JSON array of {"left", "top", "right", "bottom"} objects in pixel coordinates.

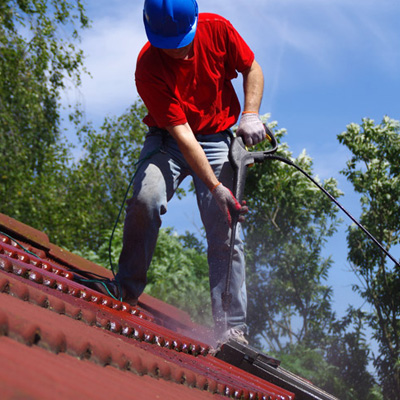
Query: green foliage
[
  {"left": 338, "top": 116, "right": 400, "bottom": 397},
  {"left": 325, "top": 307, "right": 379, "bottom": 399},
  {"left": 146, "top": 228, "right": 212, "bottom": 326},
  {"left": 242, "top": 118, "right": 377, "bottom": 396},
  {"left": 278, "top": 337, "right": 379, "bottom": 400},
  {"left": 77, "top": 226, "right": 212, "bottom": 326},
  {"left": 59, "top": 102, "right": 148, "bottom": 250},
  {"left": 0, "top": 0, "right": 89, "bottom": 234},
  {"left": 1, "top": 4, "right": 388, "bottom": 394},
  {"left": 277, "top": 344, "right": 341, "bottom": 392},
  {"left": 244, "top": 121, "right": 342, "bottom": 350}
]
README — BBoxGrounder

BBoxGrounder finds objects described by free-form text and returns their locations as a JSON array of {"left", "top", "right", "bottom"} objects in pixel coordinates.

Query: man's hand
[
  {"left": 211, "top": 183, "right": 248, "bottom": 227},
  {"left": 236, "top": 112, "right": 266, "bottom": 147}
]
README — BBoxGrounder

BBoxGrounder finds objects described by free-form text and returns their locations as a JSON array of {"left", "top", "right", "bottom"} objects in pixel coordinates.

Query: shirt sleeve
[{"left": 224, "top": 19, "right": 255, "bottom": 73}]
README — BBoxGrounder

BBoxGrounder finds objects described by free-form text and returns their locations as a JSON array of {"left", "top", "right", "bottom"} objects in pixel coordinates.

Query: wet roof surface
[{"left": 0, "top": 213, "right": 294, "bottom": 400}]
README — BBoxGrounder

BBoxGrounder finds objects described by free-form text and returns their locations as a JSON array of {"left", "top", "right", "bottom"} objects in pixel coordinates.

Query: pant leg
[
  {"left": 116, "top": 130, "right": 188, "bottom": 299},
  {"left": 193, "top": 132, "right": 248, "bottom": 337}
]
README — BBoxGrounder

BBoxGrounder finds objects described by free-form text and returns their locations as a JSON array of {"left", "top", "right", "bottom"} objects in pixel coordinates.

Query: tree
[
  {"left": 77, "top": 225, "right": 212, "bottom": 326},
  {"left": 0, "top": 1, "right": 212, "bottom": 325},
  {"left": 68, "top": 102, "right": 211, "bottom": 324},
  {"left": 338, "top": 116, "right": 400, "bottom": 397},
  {"left": 243, "top": 119, "right": 377, "bottom": 398},
  {"left": 0, "top": 0, "right": 89, "bottom": 231},
  {"left": 0, "top": 6, "right": 385, "bottom": 390},
  {"left": 325, "top": 307, "right": 380, "bottom": 400},
  {"left": 58, "top": 102, "right": 148, "bottom": 251},
  {"left": 244, "top": 123, "right": 342, "bottom": 349},
  {"left": 146, "top": 228, "right": 212, "bottom": 326}
]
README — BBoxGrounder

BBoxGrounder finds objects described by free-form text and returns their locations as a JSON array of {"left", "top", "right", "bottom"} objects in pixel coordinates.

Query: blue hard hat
[{"left": 143, "top": 0, "right": 198, "bottom": 49}]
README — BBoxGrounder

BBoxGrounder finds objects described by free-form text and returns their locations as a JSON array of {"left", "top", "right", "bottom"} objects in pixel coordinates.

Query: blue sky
[{"left": 64, "top": 0, "right": 400, "bottom": 321}]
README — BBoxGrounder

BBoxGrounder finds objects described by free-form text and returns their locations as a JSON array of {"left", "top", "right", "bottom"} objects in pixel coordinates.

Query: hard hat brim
[{"left": 143, "top": 15, "right": 197, "bottom": 49}]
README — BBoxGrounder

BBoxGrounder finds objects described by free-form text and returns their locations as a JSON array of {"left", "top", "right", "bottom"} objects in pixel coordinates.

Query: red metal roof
[{"left": 0, "top": 213, "right": 294, "bottom": 400}]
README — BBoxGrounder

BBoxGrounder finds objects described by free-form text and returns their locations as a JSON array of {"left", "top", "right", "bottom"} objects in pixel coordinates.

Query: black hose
[{"left": 266, "top": 154, "right": 400, "bottom": 268}]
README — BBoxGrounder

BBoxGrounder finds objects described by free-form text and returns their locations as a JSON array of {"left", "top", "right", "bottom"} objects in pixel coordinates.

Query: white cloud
[
  {"left": 80, "top": 19, "right": 144, "bottom": 115},
  {"left": 62, "top": 0, "right": 400, "bottom": 130},
  {"left": 198, "top": 0, "right": 400, "bottom": 72},
  {"left": 63, "top": 3, "right": 146, "bottom": 123}
]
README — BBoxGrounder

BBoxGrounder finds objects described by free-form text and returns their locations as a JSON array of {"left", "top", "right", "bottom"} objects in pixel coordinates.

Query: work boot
[
  {"left": 219, "top": 327, "right": 248, "bottom": 346},
  {"left": 90, "top": 279, "right": 138, "bottom": 307}
]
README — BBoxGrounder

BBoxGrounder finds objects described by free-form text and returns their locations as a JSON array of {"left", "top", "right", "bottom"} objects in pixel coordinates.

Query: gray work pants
[{"left": 116, "top": 128, "right": 247, "bottom": 336}]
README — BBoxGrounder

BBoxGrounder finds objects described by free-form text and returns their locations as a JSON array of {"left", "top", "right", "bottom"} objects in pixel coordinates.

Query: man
[{"left": 115, "top": 0, "right": 266, "bottom": 344}]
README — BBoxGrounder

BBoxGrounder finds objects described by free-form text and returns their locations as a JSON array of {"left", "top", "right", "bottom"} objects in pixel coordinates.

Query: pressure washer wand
[
  {"left": 222, "top": 125, "right": 399, "bottom": 326},
  {"left": 221, "top": 127, "right": 278, "bottom": 316}
]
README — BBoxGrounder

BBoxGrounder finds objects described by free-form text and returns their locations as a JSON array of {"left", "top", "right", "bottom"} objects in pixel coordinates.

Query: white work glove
[
  {"left": 211, "top": 183, "right": 248, "bottom": 227},
  {"left": 236, "top": 112, "right": 266, "bottom": 147}
]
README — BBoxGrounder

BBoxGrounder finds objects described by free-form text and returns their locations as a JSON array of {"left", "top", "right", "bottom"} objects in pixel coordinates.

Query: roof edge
[
  {"left": 48, "top": 243, "right": 114, "bottom": 280},
  {"left": 0, "top": 213, "right": 50, "bottom": 250}
]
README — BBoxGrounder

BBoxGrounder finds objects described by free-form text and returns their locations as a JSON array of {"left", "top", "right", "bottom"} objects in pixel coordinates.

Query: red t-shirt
[{"left": 135, "top": 13, "right": 255, "bottom": 135}]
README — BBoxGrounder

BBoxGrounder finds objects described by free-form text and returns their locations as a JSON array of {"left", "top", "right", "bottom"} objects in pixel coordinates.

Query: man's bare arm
[
  {"left": 237, "top": 60, "right": 266, "bottom": 147},
  {"left": 242, "top": 59, "right": 264, "bottom": 112},
  {"left": 166, "top": 123, "right": 220, "bottom": 191}
]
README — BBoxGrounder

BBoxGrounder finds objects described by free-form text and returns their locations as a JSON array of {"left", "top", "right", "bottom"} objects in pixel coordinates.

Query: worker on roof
[{"left": 116, "top": 0, "right": 266, "bottom": 345}]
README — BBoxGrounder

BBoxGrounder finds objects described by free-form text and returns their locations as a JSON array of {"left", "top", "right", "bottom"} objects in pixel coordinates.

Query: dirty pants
[{"left": 116, "top": 129, "right": 247, "bottom": 336}]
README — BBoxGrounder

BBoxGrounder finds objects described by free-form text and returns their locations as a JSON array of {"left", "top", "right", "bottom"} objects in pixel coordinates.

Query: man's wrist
[
  {"left": 210, "top": 182, "right": 222, "bottom": 192},
  {"left": 242, "top": 110, "right": 258, "bottom": 115}
]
